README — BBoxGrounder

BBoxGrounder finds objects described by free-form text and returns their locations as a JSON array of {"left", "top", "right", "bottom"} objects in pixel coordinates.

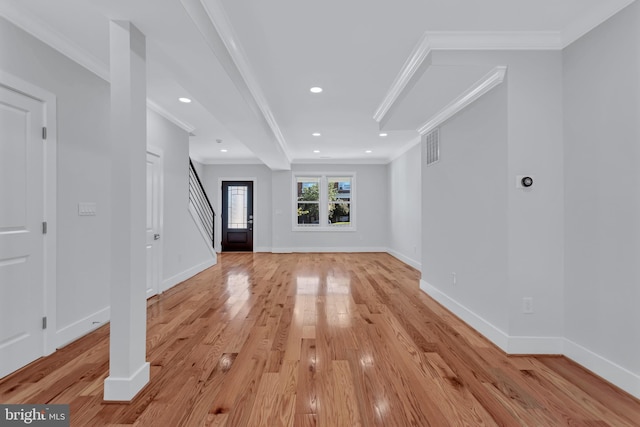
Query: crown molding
[
  {"left": 0, "top": 2, "right": 109, "bottom": 81},
  {"left": 561, "top": 0, "right": 636, "bottom": 48},
  {"left": 186, "top": 0, "right": 290, "bottom": 165},
  {"left": 196, "top": 157, "right": 265, "bottom": 166},
  {"left": 373, "top": 32, "right": 432, "bottom": 124},
  {"left": 147, "top": 100, "right": 196, "bottom": 133},
  {"left": 292, "top": 158, "right": 389, "bottom": 165},
  {"left": 425, "top": 31, "right": 563, "bottom": 50},
  {"left": 417, "top": 66, "right": 507, "bottom": 135}
]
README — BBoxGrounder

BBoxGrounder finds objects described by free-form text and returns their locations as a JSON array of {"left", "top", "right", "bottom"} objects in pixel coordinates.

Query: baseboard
[
  {"left": 564, "top": 338, "right": 640, "bottom": 398},
  {"left": 104, "top": 362, "right": 150, "bottom": 402},
  {"left": 254, "top": 246, "right": 272, "bottom": 253},
  {"left": 272, "top": 248, "right": 292, "bottom": 253},
  {"left": 420, "top": 279, "right": 640, "bottom": 399},
  {"left": 56, "top": 306, "right": 110, "bottom": 348},
  {"left": 162, "top": 258, "right": 216, "bottom": 292},
  {"left": 506, "top": 336, "right": 564, "bottom": 355},
  {"left": 271, "top": 246, "right": 389, "bottom": 253},
  {"left": 387, "top": 248, "right": 422, "bottom": 271},
  {"left": 420, "top": 279, "right": 510, "bottom": 351}
]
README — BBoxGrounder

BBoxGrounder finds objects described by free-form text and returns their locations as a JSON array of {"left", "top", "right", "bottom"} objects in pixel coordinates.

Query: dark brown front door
[{"left": 221, "top": 181, "right": 253, "bottom": 252}]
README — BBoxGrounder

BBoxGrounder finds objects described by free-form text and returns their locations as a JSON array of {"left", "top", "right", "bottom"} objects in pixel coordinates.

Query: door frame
[
  {"left": 146, "top": 146, "right": 164, "bottom": 297},
  {"left": 217, "top": 177, "right": 257, "bottom": 253},
  {"left": 1, "top": 70, "right": 57, "bottom": 355}
]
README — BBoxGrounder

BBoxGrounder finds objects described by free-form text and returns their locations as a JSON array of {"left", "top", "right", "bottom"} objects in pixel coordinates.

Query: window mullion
[{"left": 319, "top": 176, "right": 327, "bottom": 226}]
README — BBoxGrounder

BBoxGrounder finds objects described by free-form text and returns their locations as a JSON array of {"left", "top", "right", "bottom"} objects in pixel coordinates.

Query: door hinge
[
  {"left": 42, "top": 221, "right": 48, "bottom": 234},
  {"left": 42, "top": 127, "right": 47, "bottom": 140},
  {"left": 42, "top": 316, "right": 47, "bottom": 330}
]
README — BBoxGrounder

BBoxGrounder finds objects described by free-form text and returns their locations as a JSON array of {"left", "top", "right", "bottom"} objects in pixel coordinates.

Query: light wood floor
[{"left": 1, "top": 253, "right": 639, "bottom": 426}]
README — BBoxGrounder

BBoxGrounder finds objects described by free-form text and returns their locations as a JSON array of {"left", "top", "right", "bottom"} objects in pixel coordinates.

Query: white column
[{"left": 104, "top": 21, "right": 150, "bottom": 401}]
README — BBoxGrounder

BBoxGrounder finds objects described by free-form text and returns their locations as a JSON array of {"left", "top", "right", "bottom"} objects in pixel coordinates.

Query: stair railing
[{"left": 188, "top": 159, "right": 215, "bottom": 249}]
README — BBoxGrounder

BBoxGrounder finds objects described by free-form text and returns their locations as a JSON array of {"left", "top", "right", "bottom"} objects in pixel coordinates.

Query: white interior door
[
  {"left": 146, "top": 151, "right": 161, "bottom": 298},
  {"left": 0, "top": 85, "right": 45, "bottom": 378}
]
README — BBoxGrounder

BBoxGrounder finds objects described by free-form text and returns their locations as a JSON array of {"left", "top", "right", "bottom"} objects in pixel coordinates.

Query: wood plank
[{"left": 0, "top": 252, "right": 638, "bottom": 426}]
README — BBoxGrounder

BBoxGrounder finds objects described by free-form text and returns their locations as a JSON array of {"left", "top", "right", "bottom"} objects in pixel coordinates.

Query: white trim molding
[
  {"left": 272, "top": 247, "right": 388, "bottom": 254},
  {"left": 217, "top": 176, "right": 259, "bottom": 253},
  {"left": 373, "top": 32, "right": 432, "bottom": 124},
  {"left": 147, "top": 100, "right": 195, "bottom": 133},
  {"left": 420, "top": 280, "right": 510, "bottom": 351},
  {"left": 197, "top": 0, "right": 289, "bottom": 157},
  {"left": 421, "top": 279, "right": 563, "bottom": 355},
  {"left": 564, "top": 338, "right": 640, "bottom": 399},
  {"left": 162, "top": 258, "right": 216, "bottom": 293},
  {"left": 104, "top": 362, "right": 151, "bottom": 402},
  {"left": 387, "top": 249, "right": 421, "bottom": 271},
  {"left": 417, "top": 66, "right": 507, "bottom": 135},
  {"left": 292, "top": 158, "right": 390, "bottom": 166},
  {"left": 180, "top": 0, "right": 291, "bottom": 170},
  {"left": 292, "top": 172, "right": 357, "bottom": 232},
  {"left": 0, "top": 70, "right": 58, "bottom": 357},
  {"left": 0, "top": 2, "right": 109, "bottom": 81},
  {"left": 56, "top": 307, "right": 110, "bottom": 348},
  {"left": 420, "top": 279, "right": 640, "bottom": 399},
  {"left": 425, "top": 31, "right": 563, "bottom": 51},
  {"left": 196, "top": 157, "right": 265, "bottom": 166}
]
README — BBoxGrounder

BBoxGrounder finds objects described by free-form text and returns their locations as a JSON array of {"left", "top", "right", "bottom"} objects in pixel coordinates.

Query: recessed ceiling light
[
  {"left": 313, "top": 150, "right": 320, "bottom": 153},
  {"left": 312, "top": 132, "right": 321, "bottom": 137},
  {"left": 365, "top": 150, "right": 372, "bottom": 153},
  {"left": 379, "top": 132, "right": 388, "bottom": 137},
  {"left": 178, "top": 97, "right": 192, "bottom": 103},
  {"left": 310, "top": 87, "right": 323, "bottom": 93},
  {"left": 220, "top": 149, "right": 228, "bottom": 153}
]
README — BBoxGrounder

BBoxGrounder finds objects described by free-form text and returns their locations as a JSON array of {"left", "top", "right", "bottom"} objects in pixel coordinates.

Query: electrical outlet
[
  {"left": 451, "top": 272, "right": 457, "bottom": 286},
  {"left": 522, "top": 297, "right": 534, "bottom": 314}
]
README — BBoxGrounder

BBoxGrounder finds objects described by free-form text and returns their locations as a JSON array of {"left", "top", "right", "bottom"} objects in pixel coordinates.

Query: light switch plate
[{"left": 78, "top": 202, "right": 97, "bottom": 216}]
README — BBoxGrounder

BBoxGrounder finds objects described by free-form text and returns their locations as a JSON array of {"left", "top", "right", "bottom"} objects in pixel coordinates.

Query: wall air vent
[{"left": 424, "top": 128, "right": 439, "bottom": 166}]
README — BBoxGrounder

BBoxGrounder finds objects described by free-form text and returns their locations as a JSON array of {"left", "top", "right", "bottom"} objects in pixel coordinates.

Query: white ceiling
[{"left": 1, "top": 0, "right": 635, "bottom": 168}]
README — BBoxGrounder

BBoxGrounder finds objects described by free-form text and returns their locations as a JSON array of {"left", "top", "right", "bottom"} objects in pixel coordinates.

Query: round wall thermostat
[{"left": 521, "top": 176, "right": 533, "bottom": 187}]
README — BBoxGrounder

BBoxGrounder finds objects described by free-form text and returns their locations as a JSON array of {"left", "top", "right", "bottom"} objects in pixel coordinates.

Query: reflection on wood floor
[{"left": 1, "top": 252, "right": 639, "bottom": 426}]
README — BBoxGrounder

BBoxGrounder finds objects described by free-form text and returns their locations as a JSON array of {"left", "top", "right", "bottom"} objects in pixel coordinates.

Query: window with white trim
[{"left": 294, "top": 173, "right": 355, "bottom": 230}]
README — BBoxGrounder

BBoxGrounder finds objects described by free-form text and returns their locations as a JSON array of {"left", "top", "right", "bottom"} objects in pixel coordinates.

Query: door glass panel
[{"left": 228, "top": 185, "right": 248, "bottom": 229}]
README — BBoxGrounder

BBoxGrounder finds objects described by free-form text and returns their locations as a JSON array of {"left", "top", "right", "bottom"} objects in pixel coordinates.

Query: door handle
[
  {"left": 154, "top": 234, "right": 160, "bottom": 240},
  {"left": 247, "top": 219, "right": 253, "bottom": 224}
]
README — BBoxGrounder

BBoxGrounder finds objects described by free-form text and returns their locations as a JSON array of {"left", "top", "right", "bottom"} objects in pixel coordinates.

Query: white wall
[
  {"left": 563, "top": 1, "right": 640, "bottom": 387},
  {"left": 273, "top": 164, "right": 389, "bottom": 252},
  {"left": 200, "top": 163, "right": 388, "bottom": 253},
  {"left": 388, "top": 144, "right": 422, "bottom": 269},
  {"left": 199, "top": 163, "right": 273, "bottom": 252},
  {"left": 421, "top": 84, "right": 510, "bottom": 333},
  {"left": 147, "top": 110, "right": 214, "bottom": 291},
  {"left": 422, "top": 50, "right": 565, "bottom": 349},
  {"left": 0, "top": 17, "right": 216, "bottom": 351},
  {"left": 0, "top": 17, "right": 112, "bottom": 342}
]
